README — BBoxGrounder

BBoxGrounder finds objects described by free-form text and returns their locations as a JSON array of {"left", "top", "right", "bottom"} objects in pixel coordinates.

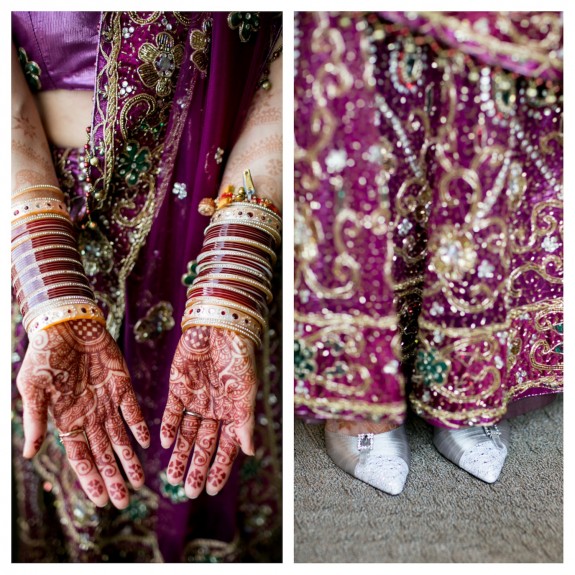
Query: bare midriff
[{"left": 35, "top": 90, "right": 93, "bottom": 148}]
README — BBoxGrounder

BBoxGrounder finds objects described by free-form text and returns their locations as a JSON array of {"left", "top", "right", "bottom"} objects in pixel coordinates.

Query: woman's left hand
[{"left": 160, "top": 326, "right": 257, "bottom": 497}]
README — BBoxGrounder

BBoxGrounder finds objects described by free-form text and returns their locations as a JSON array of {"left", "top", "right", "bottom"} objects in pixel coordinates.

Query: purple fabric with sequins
[
  {"left": 12, "top": 11, "right": 99, "bottom": 91},
  {"left": 295, "top": 12, "right": 563, "bottom": 429}
]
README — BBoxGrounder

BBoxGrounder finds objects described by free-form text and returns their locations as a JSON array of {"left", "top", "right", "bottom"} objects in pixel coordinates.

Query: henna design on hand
[
  {"left": 12, "top": 112, "right": 37, "bottom": 139},
  {"left": 16, "top": 319, "right": 150, "bottom": 508},
  {"left": 63, "top": 436, "right": 95, "bottom": 477},
  {"left": 206, "top": 421, "right": 240, "bottom": 494},
  {"left": 32, "top": 436, "right": 45, "bottom": 453},
  {"left": 161, "top": 326, "right": 258, "bottom": 497},
  {"left": 166, "top": 414, "right": 201, "bottom": 485},
  {"left": 87, "top": 479, "right": 104, "bottom": 498},
  {"left": 109, "top": 482, "right": 127, "bottom": 501},
  {"left": 134, "top": 423, "right": 150, "bottom": 445},
  {"left": 186, "top": 468, "right": 204, "bottom": 490},
  {"left": 223, "top": 135, "right": 282, "bottom": 177}
]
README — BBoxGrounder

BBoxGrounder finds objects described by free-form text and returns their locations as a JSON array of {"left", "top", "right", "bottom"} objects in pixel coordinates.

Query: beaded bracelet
[{"left": 197, "top": 169, "right": 281, "bottom": 217}]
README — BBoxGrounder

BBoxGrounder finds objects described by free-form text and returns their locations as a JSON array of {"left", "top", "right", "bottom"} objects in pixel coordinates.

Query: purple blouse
[{"left": 12, "top": 11, "right": 99, "bottom": 91}]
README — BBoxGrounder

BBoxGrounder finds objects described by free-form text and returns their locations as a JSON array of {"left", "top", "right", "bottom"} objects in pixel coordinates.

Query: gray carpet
[{"left": 294, "top": 397, "right": 563, "bottom": 563}]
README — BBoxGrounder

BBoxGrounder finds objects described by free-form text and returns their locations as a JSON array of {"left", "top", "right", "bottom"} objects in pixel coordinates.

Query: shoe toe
[
  {"left": 459, "top": 443, "right": 507, "bottom": 484},
  {"left": 355, "top": 456, "right": 409, "bottom": 495}
]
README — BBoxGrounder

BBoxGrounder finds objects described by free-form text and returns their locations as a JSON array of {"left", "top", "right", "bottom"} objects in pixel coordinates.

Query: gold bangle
[
  {"left": 183, "top": 302, "right": 265, "bottom": 334},
  {"left": 11, "top": 244, "right": 79, "bottom": 269},
  {"left": 195, "top": 261, "right": 272, "bottom": 286},
  {"left": 12, "top": 184, "right": 64, "bottom": 200},
  {"left": 25, "top": 303, "right": 106, "bottom": 335},
  {"left": 23, "top": 296, "right": 100, "bottom": 331},
  {"left": 11, "top": 212, "right": 72, "bottom": 228},
  {"left": 184, "top": 297, "right": 267, "bottom": 329},
  {"left": 12, "top": 207, "right": 70, "bottom": 225},
  {"left": 11, "top": 230, "right": 76, "bottom": 252},
  {"left": 15, "top": 269, "right": 89, "bottom": 300},
  {"left": 23, "top": 294, "right": 96, "bottom": 317},
  {"left": 195, "top": 273, "right": 273, "bottom": 302},
  {"left": 216, "top": 200, "right": 282, "bottom": 225},
  {"left": 202, "top": 236, "right": 277, "bottom": 263},
  {"left": 196, "top": 249, "right": 273, "bottom": 273},
  {"left": 12, "top": 197, "right": 69, "bottom": 221},
  {"left": 181, "top": 316, "right": 261, "bottom": 348},
  {"left": 212, "top": 202, "right": 282, "bottom": 231}
]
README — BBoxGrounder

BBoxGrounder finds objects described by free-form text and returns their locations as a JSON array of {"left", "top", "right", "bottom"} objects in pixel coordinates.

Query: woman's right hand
[{"left": 16, "top": 319, "right": 150, "bottom": 509}]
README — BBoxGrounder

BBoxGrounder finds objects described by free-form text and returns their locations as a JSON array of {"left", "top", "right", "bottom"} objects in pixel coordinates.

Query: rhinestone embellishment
[{"left": 357, "top": 433, "right": 374, "bottom": 452}]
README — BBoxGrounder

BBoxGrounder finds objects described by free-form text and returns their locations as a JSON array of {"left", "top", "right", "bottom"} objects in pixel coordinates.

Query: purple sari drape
[
  {"left": 294, "top": 12, "right": 562, "bottom": 428},
  {"left": 12, "top": 11, "right": 282, "bottom": 562}
]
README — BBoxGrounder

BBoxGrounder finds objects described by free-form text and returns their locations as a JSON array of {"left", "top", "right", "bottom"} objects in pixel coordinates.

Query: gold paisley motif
[{"left": 128, "top": 12, "right": 161, "bottom": 25}]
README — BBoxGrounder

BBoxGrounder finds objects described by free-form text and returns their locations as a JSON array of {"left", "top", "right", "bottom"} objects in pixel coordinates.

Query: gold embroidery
[
  {"left": 174, "top": 12, "right": 192, "bottom": 26},
  {"left": 182, "top": 533, "right": 241, "bottom": 562},
  {"left": 128, "top": 12, "right": 161, "bottom": 25},
  {"left": 294, "top": 13, "right": 352, "bottom": 192},
  {"left": 227, "top": 12, "right": 261, "bottom": 43},
  {"left": 17, "top": 47, "right": 42, "bottom": 91},
  {"left": 137, "top": 32, "right": 185, "bottom": 97},
  {"left": 417, "top": 11, "right": 563, "bottom": 76},
  {"left": 509, "top": 255, "right": 562, "bottom": 299},
  {"left": 190, "top": 20, "right": 211, "bottom": 75},
  {"left": 133, "top": 301, "right": 175, "bottom": 344},
  {"left": 296, "top": 311, "right": 397, "bottom": 330},
  {"left": 295, "top": 395, "right": 405, "bottom": 420}
]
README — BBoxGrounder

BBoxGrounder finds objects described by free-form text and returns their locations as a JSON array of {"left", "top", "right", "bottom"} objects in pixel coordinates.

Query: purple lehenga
[
  {"left": 12, "top": 11, "right": 282, "bottom": 562},
  {"left": 294, "top": 12, "right": 562, "bottom": 428}
]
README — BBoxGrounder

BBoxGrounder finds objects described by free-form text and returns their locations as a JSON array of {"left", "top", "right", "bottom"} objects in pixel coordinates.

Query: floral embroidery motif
[
  {"left": 415, "top": 349, "right": 450, "bottom": 387},
  {"left": 295, "top": 338, "right": 317, "bottom": 380},
  {"left": 227, "top": 12, "right": 260, "bottom": 43},
  {"left": 117, "top": 141, "right": 152, "bottom": 186},
  {"left": 123, "top": 496, "right": 149, "bottom": 521},
  {"left": 214, "top": 147, "right": 224, "bottom": 164},
  {"left": 524, "top": 78, "right": 560, "bottom": 107},
  {"left": 17, "top": 48, "right": 42, "bottom": 91},
  {"left": 137, "top": 32, "right": 185, "bottom": 97},
  {"left": 78, "top": 223, "right": 114, "bottom": 276},
  {"left": 133, "top": 301, "right": 175, "bottom": 343},
  {"left": 493, "top": 71, "right": 517, "bottom": 115},
  {"left": 122, "top": 25, "right": 135, "bottom": 39},
  {"left": 190, "top": 20, "right": 212, "bottom": 74},
  {"left": 542, "top": 235, "right": 560, "bottom": 253},
  {"left": 172, "top": 182, "right": 187, "bottom": 199},
  {"left": 431, "top": 227, "right": 478, "bottom": 281},
  {"left": 553, "top": 323, "right": 563, "bottom": 354},
  {"left": 181, "top": 260, "right": 198, "bottom": 287},
  {"left": 158, "top": 470, "right": 188, "bottom": 503},
  {"left": 390, "top": 36, "right": 425, "bottom": 94}
]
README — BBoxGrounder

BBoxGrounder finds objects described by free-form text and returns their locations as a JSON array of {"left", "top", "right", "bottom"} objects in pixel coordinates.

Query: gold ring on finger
[
  {"left": 183, "top": 409, "right": 203, "bottom": 419},
  {"left": 58, "top": 428, "right": 85, "bottom": 441}
]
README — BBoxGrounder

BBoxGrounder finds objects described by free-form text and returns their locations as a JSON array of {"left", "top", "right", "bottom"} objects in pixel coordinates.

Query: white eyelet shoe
[
  {"left": 433, "top": 421, "right": 510, "bottom": 483},
  {"left": 325, "top": 425, "right": 410, "bottom": 495}
]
